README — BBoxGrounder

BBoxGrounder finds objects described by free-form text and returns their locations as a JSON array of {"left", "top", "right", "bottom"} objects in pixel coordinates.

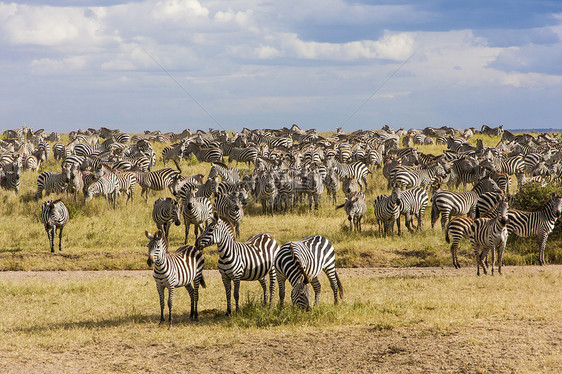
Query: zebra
[
  {"left": 35, "top": 165, "right": 72, "bottom": 200},
  {"left": 398, "top": 186, "right": 429, "bottom": 232},
  {"left": 327, "top": 159, "right": 371, "bottom": 190},
  {"left": 86, "top": 166, "right": 120, "bottom": 209},
  {"left": 195, "top": 216, "right": 279, "bottom": 315},
  {"left": 0, "top": 166, "right": 21, "bottom": 194},
  {"left": 336, "top": 191, "right": 366, "bottom": 233},
  {"left": 209, "top": 162, "right": 240, "bottom": 184},
  {"left": 474, "top": 192, "right": 504, "bottom": 218},
  {"left": 115, "top": 170, "right": 137, "bottom": 204},
  {"left": 302, "top": 168, "right": 324, "bottom": 210},
  {"left": 373, "top": 188, "right": 402, "bottom": 237},
  {"left": 255, "top": 172, "right": 277, "bottom": 216},
  {"left": 431, "top": 177, "right": 502, "bottom": 230},
  {"left": 40, "top": 200, "right": 69, "bottom": 253},
  {"left": 507, "top": 194, "right": 562, "bottom": 266},
  {"left": 324, "top": 167, "right": 340, "bottom": 204},
  {"left": 226, "top": 145, "right": 258, "bottom": 166},
  {"left": 152, "top": 198, "right": 182, "bottom": 239},
  {"left": 215, "top": 192, "right": 244, "bottom": 238},
  {"left": 445, "top": 216, "right": 474, "bottom": 269},
  {"left": 182, "top": 191, "right": 213, "bottom": 244},
  {"left": 162, "top": 140, "right": 186, "bottom": 172},
  {"left": 468, "top": 199, "right": 509, "bottom": 276},
  {"left": 275, "top": 235, "right": 343, "bottom": 310},
  {"left": 184, "top": 142, "right": 223, "bottom": 163},
  {"left": 145, "top": 230, "right": 206, "bottom": 325},
  {"left": 135, "top": 168, "right": 181, "bottom": 202},
  {"left": 390, "top": 161, "right": 448, "bottom": 190}
]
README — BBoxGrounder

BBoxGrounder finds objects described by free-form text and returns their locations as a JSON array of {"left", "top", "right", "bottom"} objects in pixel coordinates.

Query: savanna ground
[{"left": 1, "top": 131, "right": 562, "bottom": 373}]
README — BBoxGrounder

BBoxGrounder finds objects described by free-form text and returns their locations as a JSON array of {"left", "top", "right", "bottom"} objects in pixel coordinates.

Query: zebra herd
[{"left": 2, "top": 124, "right": 562, "bottom": 321}]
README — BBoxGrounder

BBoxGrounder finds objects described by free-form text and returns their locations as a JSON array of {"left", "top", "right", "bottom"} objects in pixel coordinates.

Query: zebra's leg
[
  {"left": 348, "top": 215, "right": 353, "bottom": 232},
  {"left": 156, "top": 284, "right": 166, "bottom": 325},
  {"left": 308, "top": 194, "right": 313, "bottom": 211},
  {"left": 431, "top": 203, "right": 439, "bottom": 229},
  {"left": 310, "top": 277, "right": 321, "bottom": 305},
  {"left": 404, "top": 213, "right": 413, "bottom": 233},
  {"left": 173, "top": 159, "right": 182, "bottom": 173},
  {"left": 222, "top": 275, "right": 233, "bottom": 315},
  {"left": 167, "top": 286, "right": 174, "bottom": 327},
  {"left": 258, "top": 277, "right": 268, "bottom": 305},
  {"left": 268, "top": 267, "right": 276, "bottom": 306},
  {"left": 491, "top": 245, "right": 496, "bottom": 276},
  {"left": 538, "top": 233, "right": 548, "bottom": 266},
  {"left": 48, "top": 226, "right": 55, "bottom": 253},
  {"left": 277, "top": 273, "right": 287, "bottom": 309},
  {"left": 396, "top": 215, "right": 401, "bottom": 236},
  {"left": 58, "top": 226, "right": 63, "bottom": 252},
  {"left": 324, "top": 267, "right": 340, "bottom": 304},
  {"left": 497, "top": 241, "right": 506, "bottom": 275},
  {"left": 192, "top": 275, "right": 202, "bottom": 321},
  {"left": 440, "top": 211, "right": 449, "bottom": 231},
  {"left": 186, "top": 284, "right": 195, "bottom": 320},
  {"left": 184, "top": 218, "right": 190, "bottom": 245},
  {"left": 450, "top": 237, "right": 460, "bottom": 269},
  {"left": 233, "top": 277, "right": 241, "bottom": 313},
  {"left": 473, "top": 243, "right": 481, "bottom": 276}
]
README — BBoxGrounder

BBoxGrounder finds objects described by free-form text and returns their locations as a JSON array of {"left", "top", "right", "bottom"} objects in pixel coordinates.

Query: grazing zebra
[
  {"left": 85, "top": 168, "right": 120, "bottom": 209},
  {"left": 145, "top": 230, "right": 206, "bottom": 325},
  {"left": 215, "top": 192, "right": 244, "bottom": 237},
  {"left": 209, "top": 162, "right": 240, "bottom": 184},
  {"left": 35, "top": 165, "right": 72, "bottom": 200},
  {"left": 327, "top": 159, "right": 371, "bottom": 190},
  {"left": 431, "top": 177, "right": 502, "bottom": 230},
  {"left": 152, "top": 198, "right": 182, "bottom": 239},
  {"left": 136, "top": 168, "right": 181, "bottom": 202},
  {"left": 275, "top": 235, "right": 343, "bottom": 310},
  {"left": 195, "top": 216, "right": 279, "bottom": 315},
  {"left": 507, "top": 194, "right": 562, "bottom": 266},
  {"left": 336, "top": 191, "right": 366, "bottom": 233},
  {"left": 184, "top": 142, "right": 223, "bottom": 163},
  {"left": 398, "top": 186, "right": 429, "bottom": 232},
  {"left": 182, "top": 192, "right": 213, "bottom": 244},
  {"left": 40, "top": 200, "right": 69, "bottom": 253},
  {"left": 445, "top": 216, "right": 474, "bottom": 269},
  {"left": 469, "top": 199, "right": 509, "bottom": 275},
  {"left": 162, "top": 140, "right": 186, "bottom": 172},
  {"left": 373, "top": 188, "right": 402, "bottom": 236}
]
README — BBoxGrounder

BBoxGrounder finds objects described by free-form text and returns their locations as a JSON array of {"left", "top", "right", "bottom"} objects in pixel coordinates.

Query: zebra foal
[
  {"left": 40, "top": 200, "right": 69, "bottom": 253},
  {"left": 145, "top": 230, "right": 206, "bottom": 325}
]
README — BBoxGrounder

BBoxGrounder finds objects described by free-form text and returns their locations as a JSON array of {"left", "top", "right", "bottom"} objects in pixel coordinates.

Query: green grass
[{"left": 1, "top": 132, "right": 561, "bottom": 271}]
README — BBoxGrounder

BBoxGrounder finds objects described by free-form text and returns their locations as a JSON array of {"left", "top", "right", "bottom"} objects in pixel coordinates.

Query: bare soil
[{"left": 1, "top": 266, "right": 561, "bottom": 374}]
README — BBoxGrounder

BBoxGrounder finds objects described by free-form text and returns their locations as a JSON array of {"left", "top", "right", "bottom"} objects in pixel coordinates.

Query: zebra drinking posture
[
  {"left": 40, "top": 200, "right": 69, "bottom": 253},
  {"left": 152, "top": 198, "right": 182, "bottom": 239},
  {"left": 507, "top": 194, "right": 562, "bottom": 266},
  {"left": 195, "top": 217, "right": 279, "bottom": 315},
  {"left": 145, "top": 230, "right": 206, "bottom": 325},
  {"left": 275, "top": 235, "right": 343, "bottom": 310},
  {"left": 468, "top": 199, "right": 509, "bottom": 276}
]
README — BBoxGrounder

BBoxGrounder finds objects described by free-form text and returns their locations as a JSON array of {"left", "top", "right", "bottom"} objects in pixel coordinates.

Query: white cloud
[{"left": 151, "top": 0, "right": 209, "bottom": 21}]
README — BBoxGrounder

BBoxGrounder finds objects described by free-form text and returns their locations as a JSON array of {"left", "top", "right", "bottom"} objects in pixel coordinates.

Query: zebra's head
[
  {"left": 195, "top": 217, "right": 220, "bottom": 249},
  {"left": 288, "top": 243, "right": 312, "bottom": 311},
  {"left": 172, "top": 200, "right": 181, "bottom": 226},
  {"left": 145, "top": 230, "right": 167, "bottom": 267},
  {"left": 551, "top": 194, "right": 562, "bottom": 218},
  {"left": 497, "top": 199, "right": 509, "bottom": 226}
]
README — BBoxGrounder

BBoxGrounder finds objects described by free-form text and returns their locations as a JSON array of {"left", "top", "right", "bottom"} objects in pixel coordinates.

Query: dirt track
[{"left": 2, "top": 266, "right": 561, "bottom": 374}]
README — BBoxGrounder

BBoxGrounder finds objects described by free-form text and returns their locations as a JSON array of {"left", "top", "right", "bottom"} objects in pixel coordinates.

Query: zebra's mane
[
  {"left": 289, "top": 243, "right": 310, "bottom": 284},
  {"left": 213, "top": 161, "right": 229, "bottom": 170}
]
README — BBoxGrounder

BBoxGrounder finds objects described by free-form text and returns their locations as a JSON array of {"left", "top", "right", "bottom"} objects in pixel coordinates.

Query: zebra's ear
[{"left": 145, "top": 230, "right": 153, "bottom": 240}]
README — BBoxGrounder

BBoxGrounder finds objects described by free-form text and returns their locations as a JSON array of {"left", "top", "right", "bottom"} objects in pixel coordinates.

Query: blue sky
[{"left": 1, "top": 0, "right": 561, "bottom": 134}]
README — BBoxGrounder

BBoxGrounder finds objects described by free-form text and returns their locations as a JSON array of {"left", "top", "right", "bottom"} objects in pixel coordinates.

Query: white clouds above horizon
[{"left": 0, "top": 0, "right": 561, "bottom": 132}]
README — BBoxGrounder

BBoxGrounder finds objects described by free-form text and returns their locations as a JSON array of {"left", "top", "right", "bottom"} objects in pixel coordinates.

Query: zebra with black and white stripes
[
  {"left": 86, "top": 166, "right": 120, "bottom": 209},
  {"left": 0, "top": 163, "right": 21, "bottom": 194},
  {"left": 224, "top": 145, "right": 258, "bottom": 166},
  {"left": 398, "top": 186, "right": 429, "bottom": 232},
  {"left": 115, "top": 170, "right": 137, "bottom": 203},
  {"left": 255, "top": 171, "right": 277, "bottom": 216},
  {"left": 162, "top": 140, "right": 187, "bottom": 172},
  {"left": 275, "top": 235, "right": 343, "bottom": 310},
  {"left": 136, "top": 168, "right": 181, "bottom": 202},
  {"left": 145, "top": 230, "right": 206, "bottom": 325},
  {"left": 152, "top": 198, "right": 182, "bottom": 239},
  {"left": 40, "top": 199, "right": 69, "bottom": 253},
  {"left": 182, "top": 191, "right": 213, "bottom": 244},
  {"left": 215, "top": 192, "right": 244, "bottom": 238},
  {"left": 373, "top": 188, "right": 402, "bottom": 236},
  {"left": 336, "top": 191, "right": 366, "bottom": 233},
  {"left": 468, "top": 199, "right": 510, "bottom": 275},
  {"left": 431, "top": 177, "right": 502, "bottom": 230},
  {"left": 326, "top": 158, "right": 371, "bottom": 190},
  {"left": 195, "top": 216, "right": 279, "bottom": 315},
  {"left": 184, "top": 142, "right": 223, "bottom": 163},
  {"left": 35, "top": 165, "right": 72, "bottom": 200},
  {"left": 324, "top": 167, "right": 340, "bottom": 204},
  {"left": 507, "top": 194, "right": 562, "bottom": 266},
  {"left": 445, "top": 216, "right": 474, "bottom": 269},
  {"left": 390, "top": 161, "right": 448, "bottom": 190},
  {"left": 209, "top": 162, "right": 240, "bottom": 184}
]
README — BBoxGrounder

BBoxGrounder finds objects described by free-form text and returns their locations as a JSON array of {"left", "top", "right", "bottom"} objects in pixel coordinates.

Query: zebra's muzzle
[{"left": 147, "top": 257, "right": 153, "bottom": 267}]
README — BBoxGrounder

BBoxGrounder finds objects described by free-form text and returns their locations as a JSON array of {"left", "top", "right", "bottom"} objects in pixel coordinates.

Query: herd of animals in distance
[{"left": 1, "top": 124, "right": 561, "bottom": 322}]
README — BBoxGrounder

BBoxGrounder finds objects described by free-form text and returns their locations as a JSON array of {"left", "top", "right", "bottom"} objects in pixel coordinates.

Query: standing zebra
[
  {"left": 145, "top": 230, "right": 206, "bottom": 325},
  {"left": 208, "top": 162, "right": 240, "bottom": 184},
  {"left": 162, "top": 140, "right": 186, "bottom": 172},
  {"left": 431, "top": 177, "right": 502, "bottom": 230},
  {"left": 324, "top": 167, "right": 340, "bottom": 204},
  {"left": 507, "top": 194, "right": 562, "bottom": 266},
  {"left": 195, "top": 216, "right": 279, "bottom": 315},
  {"left": 184, "top": 142, "right": 223, "bottom": 163},
  {"left": 255, "top": 172, "right": 277, "bottom": 216},
  {"left": 275, "top": 235, "right": 343, "bottom": 310},
  {"left": 445, "top": 216, "right": 474, "bottom": 269},
  {"left": 136, "top": 168, "right": 181, "bottom": 202},
  {"left": 398, "top": 186, "right": 429, "bottom": 232},
  {"left": 215, "top": 192, "right": 244, "bottom": 238},
  {"left": 373, "top": 188, "right": 402, "bottom": 237},
  {"left": 327, "top": 158, "right": 371, "bottom": 190},
  {"left": 35, "top": 165, "right": 72, "bottom": 200},
  {"left": 336, "top": 191, "right": 366, "bottom": 233},
  {"left": 0, "top": 166, "right": 21, "bottom": 194},
  {"left": 40, "top": 200, "right": 69, "bottom": 253},
  {"left": 182, "top": 192, "right": 213, "bottom": 244},
  {"left": 152, "top": 198, "right": 182, "bottom": 239},
  {"left": 468, "top": 199, "right": 509, "bottom": 275}
]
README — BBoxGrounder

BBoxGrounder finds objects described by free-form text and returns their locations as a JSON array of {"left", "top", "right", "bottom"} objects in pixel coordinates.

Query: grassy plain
[{"left": 1, "top": 132, "right": 561, "bottom": 271}]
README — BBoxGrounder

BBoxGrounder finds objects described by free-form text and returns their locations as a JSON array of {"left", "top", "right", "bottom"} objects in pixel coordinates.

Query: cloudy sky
[{"left": 1, "top": 0, "right": 561, "bottom": 134}]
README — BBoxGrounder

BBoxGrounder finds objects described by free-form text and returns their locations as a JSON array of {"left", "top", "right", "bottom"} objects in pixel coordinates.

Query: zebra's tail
[
  {"left": 335, "top": 203, "right": 345, "bottom": 209},
  {"left": 200, "top": 274, "right": 207, "bottom": 289},
  {"left": 335, "top": 271, "right": 344, "bottom": 299},
  {"left": 445, "top": 224, "right": 451, "bottom": 244}
]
